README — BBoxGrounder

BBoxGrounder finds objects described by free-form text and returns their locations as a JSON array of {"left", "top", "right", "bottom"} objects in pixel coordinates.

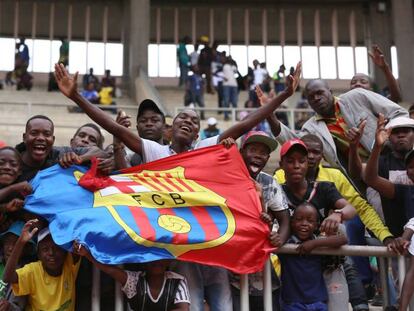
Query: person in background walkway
[
  {"left": 190, "top": 43, "right": 200, "bottom": 67},
  {"left": 222, "top": 57, "right": 238, "bottom": 121},
  {"left": 198, "top": 36, "right": 214, "bottom": 94},
  {"left": 58, "top": 38, "right": 69, "bottom": 67},
  {"left": 273, "top": 64, "right": 286, "bottom": 94},
  {"left": 200, "top": 118, "right": 222, "bottom": 140},
  {"left": 178, "top": 36, "right": 191, "bottom": 87},
  {"left": 350, "top": 45, "right": 401, "bottom": 103},
  {"left": 185, "top": 65, "right": 205, "bottom": 120}
]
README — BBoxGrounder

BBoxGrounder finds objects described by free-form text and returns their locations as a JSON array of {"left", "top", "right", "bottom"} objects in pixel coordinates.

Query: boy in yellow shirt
[{"left": 3, "top": 220, "right": 81, "bottom": 311}]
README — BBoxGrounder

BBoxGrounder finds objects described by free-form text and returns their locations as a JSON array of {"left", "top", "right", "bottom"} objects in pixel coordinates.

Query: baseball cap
[
  {"left": 207, "top": 117, "right": 218, "bottom": 126},
  {"left": 385, "top": 117, "right": 414, "bottom": 130},
  {"left": 280, "top": 139, "right": 308, "bottom": 158},
  {"left": 242, "top": 131, "right": 278, "bottom": 152},
  {"left": 405, "top": 149, "right": 414, "bottom": 166},
  {"left": 137, "top": 99, "right": 164, "bottom": 119},
  {"left": 37, "top": 227, "right": 51, "bottom": 245}
]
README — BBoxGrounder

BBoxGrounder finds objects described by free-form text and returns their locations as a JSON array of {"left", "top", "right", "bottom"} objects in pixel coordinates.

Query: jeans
[
  {"left": 174, "top": 262, "right": 232, "bottom": 311},
  {"left": 222, "top": 86, "right": 238, "bottom": 119},
  {"left": 231, "top": 286, "right": 280, "bottom": 311},
  {"left": 282, "top": 301, "right": 327, "bottom": 311},
  {"left": 345, "top": 216, "right": 373, "bottom": 285},
  {"left": 343, "top": 257, "right": 369, "bottom": 311},
  {"left": 179, "top": 62, "right": 189, "bottom": 86}
]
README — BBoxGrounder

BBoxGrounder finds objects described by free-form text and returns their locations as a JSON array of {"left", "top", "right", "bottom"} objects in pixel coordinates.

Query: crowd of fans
[{"left": 1, "top": 36, "right": 414, "bottom": 311}]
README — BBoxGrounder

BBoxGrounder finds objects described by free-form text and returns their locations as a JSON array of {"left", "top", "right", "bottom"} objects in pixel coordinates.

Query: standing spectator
[
  {"left": 17, "top": 38, "right": 29, "bottom": 70},
  {"left": 273, "top": 64, "right": 286, "bottom": 94},
  {"left": 190, "top": 43, "right": 200, "bottom": 67},
  {"left": 177, "top": 36, "right": 191, "bottom": 87},
  {"left": 58, "top": 38, "right": 69, "bottom": 67},
  {"left": 212, "top": 51, "right": 225, "bottom": 114},
  {"left": 222, "top": 57, "right": 239, "bottom": 121},
  {"left": 198, "top": 36, "right": 214, "bottom": 94},
  {"left": 82, "top": 68, "right": 99, "bottom": 90},
  {"left": 200, "top": 118, "right": 222, "bottom": 140},
  {"left": 185, "top": 65, "right": 205, "bottom": 120},
  {"left": 249, "top": 60, "right": 268, "bottom": 105}
]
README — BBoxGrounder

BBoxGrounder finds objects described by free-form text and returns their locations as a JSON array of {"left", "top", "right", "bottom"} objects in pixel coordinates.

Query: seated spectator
[
  {"left": 101, "top": 70, "right": 116, "bottom": 89},
  {"left": 3, "top": 222, "right": 81, "bottom": 311},
  {"left": 98, "top": 86, "right": 117, "bottom": 114},
  {"left": 200, "top": 118, "right": 222, "bottom": 140},
  {"left": 275, "top": 202, "right": 347, "bottom": 311},
  {"left": 82, "top": 68, "right": 99, "bottom": 90},
  {"left": 73, "top": 242, "right": 190, "bottom": 311},
  {"left": 0, "top": 221, "right": 36, "bottom": 310},
  {"left": 82, "top": 83, "right": 99, "bottom": 105}
]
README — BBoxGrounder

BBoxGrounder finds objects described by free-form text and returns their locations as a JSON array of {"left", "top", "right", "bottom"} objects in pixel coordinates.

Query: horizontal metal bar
[{"left": 277, "top": 244, "right": 398, "bottom": 258}]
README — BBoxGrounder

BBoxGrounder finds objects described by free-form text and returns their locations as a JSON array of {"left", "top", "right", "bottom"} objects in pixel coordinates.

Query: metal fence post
[
  {"left": 378, "top": 257, "right": 389, "bottom": 310},
  {"left": 92, "top": 266, "right": 101, "bottom": 311},
  {"left": 263, "top": 259, "right": 272, "bottom": 311},
  {"left": 115, "top": 280, "right": 124, "bottom": 311},
  {"left": 240, "top": 274, "right": 249, "bottom": 311},
  {"left": 398, "top": 255, "right": 406, "bottom": 293}
]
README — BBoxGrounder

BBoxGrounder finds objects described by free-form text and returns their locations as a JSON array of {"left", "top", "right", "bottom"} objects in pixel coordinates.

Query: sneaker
[{"left": 371, "top": 293, "right": 383, "bottom": 306}]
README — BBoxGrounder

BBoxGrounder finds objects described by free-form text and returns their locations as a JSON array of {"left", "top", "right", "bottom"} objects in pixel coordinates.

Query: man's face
[
  {"left": 241, "top": 142, "right": 271, "bottom": 178},
  {"left": 389, "top": 127, "right": 414, "bottom": 154},
  {"left": 71, "top": 126, "right": 101, "bottom": 148},
  {"left": 38, "top": 236, "right": 66, "bottom": 276},
  {"left": 136, "top": 110, "right": 165, "bottom": 142},
  {"left": 172, "top": 110, "right": 200, "bottom": 144},
  {"left": 23, "top": 118, "right": 55, "bottom": 165},
  {"left": 0, "top": 149, "right": 21, "bottom": 186},
  {"left": 303, "top": 140, "right": 323, "bottom": 170},
  {"left": 350, "top": 74, "right": 371, "bottom": 90},
  {"left": 305, "top": 81, "right": 334, "bottom": 117},
  {"left": 280, "top": 149, "right": 308, "bottom": 184}
]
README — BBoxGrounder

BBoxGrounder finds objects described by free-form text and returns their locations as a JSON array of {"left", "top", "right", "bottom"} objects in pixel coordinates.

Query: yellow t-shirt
[{"left": 13, "top": 254, "right": 80, "bottom": 311}]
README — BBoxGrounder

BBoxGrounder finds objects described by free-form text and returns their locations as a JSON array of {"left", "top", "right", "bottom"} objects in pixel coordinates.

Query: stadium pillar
[
  {"left": 123, "top": 0, "right": 149, "bottom": 101},
  {"left": 391, "top": 0, "right": 414, "bottom": 102}
]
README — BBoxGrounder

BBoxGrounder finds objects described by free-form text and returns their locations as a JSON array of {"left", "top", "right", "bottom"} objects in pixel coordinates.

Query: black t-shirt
[
  {"left": 378, "top": 152, "right": 407, "bottom": 236},
  {"left": 15, "top": 144, "right": 88, "bottom": 182},
  {"left": 391, "top": 184, "right": 414, "bottom": 234},
  {"left": 282, "top": 181, "right": 343, "bottom": 220}
]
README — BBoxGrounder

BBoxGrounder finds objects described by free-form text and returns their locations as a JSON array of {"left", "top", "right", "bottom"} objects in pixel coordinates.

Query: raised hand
[
  {"left": 374, "top": 113, "right": 391, "bottom": 148},
  {"left": 368, "top": 45, "right": 387, "bottom": 69},
  {"left": 116, "top": 110, "right": 131, "bottom": 128},
  {"left": 345, "top": 119, "right": 367, "bottom": 146},
  {"left": 54, "top": 63, "right": 79, "bottom": 99},
  {"left": 285, "top": 62, "right": 302, "bottom": 96},
  {"left": 219, "top": 137, "right": 236, "bottom": 149},
  {"left": 20, "top": 219, "right": 39, "bottom": 243}
]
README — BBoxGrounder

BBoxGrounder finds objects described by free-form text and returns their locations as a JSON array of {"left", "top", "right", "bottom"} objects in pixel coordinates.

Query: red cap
[
  {"left": 241, "top": 131, "right": 278, "bottom": 152},
  {"left": 280, "top": 139, "right": 308, "bottom": 158}
]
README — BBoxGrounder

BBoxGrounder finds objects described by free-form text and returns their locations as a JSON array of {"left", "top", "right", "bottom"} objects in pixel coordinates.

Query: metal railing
[
  {"left": 89, "top": 244, "right": 413, "bottom": 311},
  {"left": 174, "top": 106, "right": 314, "bottom": 131}
]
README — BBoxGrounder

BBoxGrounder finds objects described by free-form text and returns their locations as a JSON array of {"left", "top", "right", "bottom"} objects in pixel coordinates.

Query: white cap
[
  {"left": 385, "top": 117, "right": 414, "bottom": 130},
  {"left": 207, "top": 117, "right": 218, "bottom": 126},
  {"left": 37, "top": 227, "right": 51, "bottom": 245}
]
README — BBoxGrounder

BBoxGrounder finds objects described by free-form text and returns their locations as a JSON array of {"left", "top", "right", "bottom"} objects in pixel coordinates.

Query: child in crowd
[
  {"left": 73, "top": 241, "right": 190, "bottom": 311},
  {"left": 3, "top": 220, "right": 81, "bottom": 311},
  {"left": 0, "top": 147, "right": 32, "bottom": 231},
  {"left": 0, "top": 221, "right": 36, "bottom": 310},
  {"left": 274, "top": 202, "right": 348, "bottom": 311}
]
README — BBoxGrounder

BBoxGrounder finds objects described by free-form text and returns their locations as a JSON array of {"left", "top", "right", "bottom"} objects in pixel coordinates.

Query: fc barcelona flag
[{"left": 24, "top": 145, "right": 273, "bottom": 273}]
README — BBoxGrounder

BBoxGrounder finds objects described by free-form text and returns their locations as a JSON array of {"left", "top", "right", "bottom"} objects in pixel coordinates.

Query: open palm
[{"left": 54, "top": 63, "right": 79, "bottom": 99}]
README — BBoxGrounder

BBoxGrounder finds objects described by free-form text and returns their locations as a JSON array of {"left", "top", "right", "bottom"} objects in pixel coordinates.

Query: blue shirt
[
  {"left": 188, "top": 74, "right": 204, "bottom": 96},
  {"left": 279, "top": 235, "right": 328, "bottom": 304}
]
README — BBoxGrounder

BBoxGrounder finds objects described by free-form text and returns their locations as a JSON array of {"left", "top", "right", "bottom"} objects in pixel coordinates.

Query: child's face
[
  {"left": 37, "top": 236, "right": 66, "bottom": 276},
  {"left": 23, "top": 118, "right": 55, "bottom": 165},
  {"left": 281, "top": 149, "right": 308, "bottom": 184},
  {"left": 240, "top": 142, "right": 271, "bottom": 178},
  {"left": 0, "top": 149, "right": 21, "bottom": 186},
  {"left": 2, "top": 233, "right": 19, "bottom": 263},
  {"left": 291, "top": 206, "right": 318, "bottom": 241}
]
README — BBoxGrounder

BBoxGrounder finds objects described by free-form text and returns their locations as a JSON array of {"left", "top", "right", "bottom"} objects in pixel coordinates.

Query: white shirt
[{"left": 222, "top": 64, "right": 238, "bottom": 87}]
